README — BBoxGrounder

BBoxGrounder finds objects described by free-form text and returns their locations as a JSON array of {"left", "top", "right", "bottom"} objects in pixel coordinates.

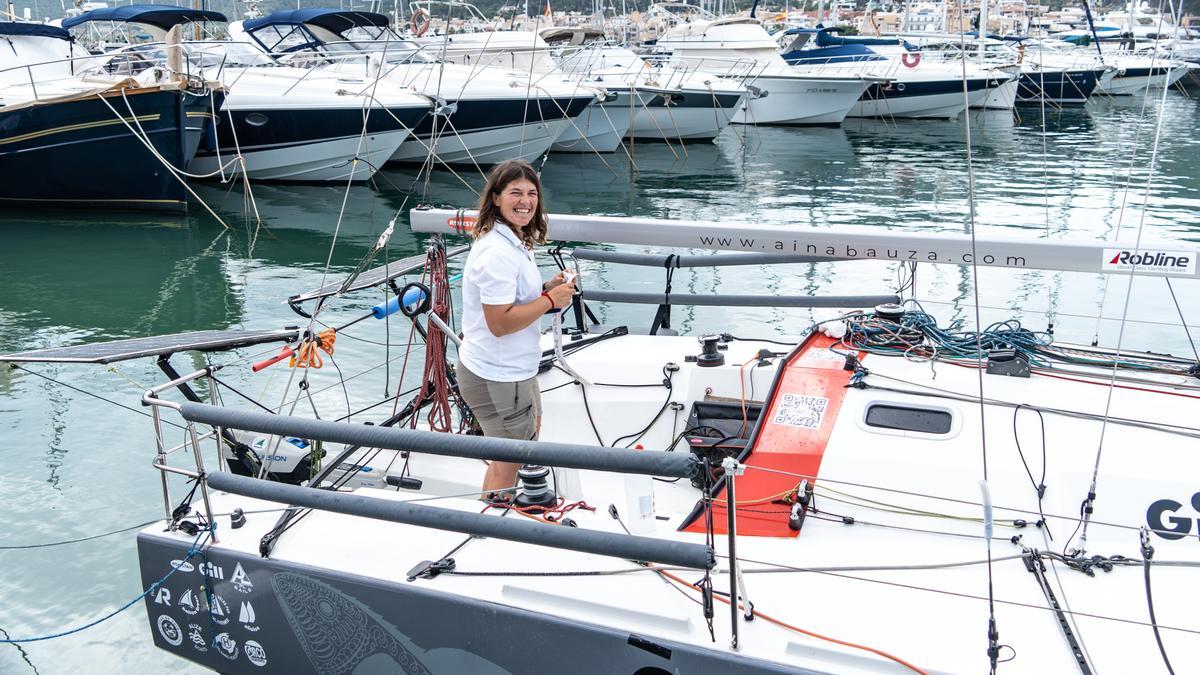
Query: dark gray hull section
[{"left": 138, "top": 533, "right": 820, "bottom": 674}]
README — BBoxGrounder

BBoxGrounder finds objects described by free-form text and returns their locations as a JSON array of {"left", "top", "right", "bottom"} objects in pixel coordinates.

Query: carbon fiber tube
[
  {"left": 581, "top": 290, "right": 899, "bottom": 308},
  {"left": 570, "top": 248, "right": 846, "bottom": 268},
  {"left": 179, "top": 402, "right": 698, "bottom": 478},
  {"left": 205, "top": 471, "right": 715, "bottom": 569}
]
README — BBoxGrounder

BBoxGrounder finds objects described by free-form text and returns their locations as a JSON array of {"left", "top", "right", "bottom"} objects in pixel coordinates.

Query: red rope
[
  {"left": 408, "top": 246, "right": 455, "bottom": 432},
  {"left": 485, "top": 497, "right": 597, "bottom": 523}
]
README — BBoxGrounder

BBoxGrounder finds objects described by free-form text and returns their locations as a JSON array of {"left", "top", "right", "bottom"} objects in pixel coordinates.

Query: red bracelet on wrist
[{"left": 541, "top": 291, "right": 556, "bottom": 310}]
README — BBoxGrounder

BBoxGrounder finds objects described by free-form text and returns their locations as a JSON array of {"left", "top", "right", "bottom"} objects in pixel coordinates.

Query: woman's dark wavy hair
[{"left": 473, "top": 159, "right": 548, "bottom": 249}]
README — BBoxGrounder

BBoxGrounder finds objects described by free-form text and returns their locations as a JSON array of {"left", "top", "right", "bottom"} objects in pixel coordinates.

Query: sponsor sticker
[
  {"left": 230, "top": 563, "right": 254, "bottom": 594},
  {"left": 198, "top": 561, "right": 224, "bottom": 579},
  {"left": 207, "top": 593, "right": 231, "bottom": 626},
  {"left": 238, "top": 601, "right": 261, "bottom": 632},
  {"left": 156, "top": 615, "right": 183, "bottom": 647},
  {"left": 153, "top": 587, "right": 172, "bottom": 607},
  {"left": 446, "top": 214, "right": 476, "bottom": 234},
  {"left": 1103, "top": 248, "right": 1196, "bottom": 275},
  {"left": 244, "top": 640, "right": 268, "bottom": 667},
  {"left": 169, "top": 560, "right": 195, "bottom": 573},
  {"left": 178, "top": 588, "right": 200, "bottom": 616},
  {"left": 214, "top": 632, "right": 238, "bottom": 661},
  {"left": 187, "top": 623, "right": 207, "bottom": 652}
]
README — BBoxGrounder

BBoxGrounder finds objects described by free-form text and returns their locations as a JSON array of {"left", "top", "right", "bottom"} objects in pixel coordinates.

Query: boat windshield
[
  {"left": 183, "top": 41, "right": 278, "bottom": 68},
  {"left": 67, "top": 18, "right": 229, "bottom": 51}
]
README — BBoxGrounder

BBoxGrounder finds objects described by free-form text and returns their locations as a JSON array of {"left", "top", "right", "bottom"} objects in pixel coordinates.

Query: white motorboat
[
  {"left": 1095, "top": 49, "right": 1192, "bottom": 95},
  {"left": 229, "top": 8, "right": 597, "bottom": 164},
  {"left": 62, "top": 6, "right": 431, "bottom": 182},
  {"left": 649, "top": 6, "right": 873, "bottom": 126},
  {"left": 551, "top": 40, "right": 746, "bottom": 143},
  {"left": 0, "top": 19, "right": 219, "bottom": 211}
]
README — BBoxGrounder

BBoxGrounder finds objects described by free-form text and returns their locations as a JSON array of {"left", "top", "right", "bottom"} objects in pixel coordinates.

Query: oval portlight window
[
  {"left": 864, "top": 403, "right": 952, "bottom": 434},
  {"left": 245, "top": 113, "right": 269, "bottom": 127},
  {"left": 896, "top": 82, "right": 906, "bottom": 92}
]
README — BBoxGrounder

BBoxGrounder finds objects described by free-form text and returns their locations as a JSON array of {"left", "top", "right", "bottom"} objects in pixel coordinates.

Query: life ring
[
  {"left": 900, "top": 52, "right": 921, "bottom": 68},
  {"left": 410, "top": 8, "right": 431, "bottom": 37}
]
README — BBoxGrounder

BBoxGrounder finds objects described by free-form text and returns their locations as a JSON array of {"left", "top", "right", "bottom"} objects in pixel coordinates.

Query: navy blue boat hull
[
  {"left": 1017, "top": 69, "right": 1101, "bottom": 104},
  {"left": 409, "top": 95, "right": 593, "bottom": 142},
  {"left": 0, "top": 86, "right": 213, "bottom": 213},
  {"left": 195, "top": 104, "right": 429, "bottom": 164}
]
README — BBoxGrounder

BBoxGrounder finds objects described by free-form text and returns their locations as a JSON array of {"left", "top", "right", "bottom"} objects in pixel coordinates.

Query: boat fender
[
  {"left": 372, "top": 282, "right": 430, "bottom": 319},
  {"left": 411, "top": 8, "right": 431, "bottom": 37},
  {"left": 901, "top": 52, "right": 921, "bottom": 68}
]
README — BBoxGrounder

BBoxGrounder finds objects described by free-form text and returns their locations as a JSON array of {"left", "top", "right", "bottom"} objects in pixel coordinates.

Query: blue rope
[{"left": 0, "top": 525, "right": 214, "bottom": 644}]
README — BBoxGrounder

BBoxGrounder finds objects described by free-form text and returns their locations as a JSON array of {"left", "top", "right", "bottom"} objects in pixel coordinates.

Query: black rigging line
[
  {"left": 208, "top": 373, "right": 277, "bottom": 414},
  {"left": 609, "top": 364, "right": 676, "bottom": 448},
  {"left": 1140, "top": 528, "right": 1176, "bottom": 675},
  {"left": 0, "top": 519, "right": 160, "bottom": 550},
  {"left": 9, "top": 365, "right": 186, "bottom": 430},
  {"left": 1164, "top": 277, "right": 1200, "bottom": 367},
  {"left": 0, "top": 626, "right": 40, "bottom": 675},
  {"left": 1013, "top": 404, "right": 1052, "bottom": 540}
]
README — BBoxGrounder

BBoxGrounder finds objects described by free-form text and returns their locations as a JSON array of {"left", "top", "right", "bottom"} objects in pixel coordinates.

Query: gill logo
[{"left": 447, "top": 215, "right": 476, "bottom": 234}]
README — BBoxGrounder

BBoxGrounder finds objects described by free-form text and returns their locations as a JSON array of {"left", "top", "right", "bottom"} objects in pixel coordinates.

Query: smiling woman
[{"left": 456, "top": 160, "right": 577, "bottom": 498}]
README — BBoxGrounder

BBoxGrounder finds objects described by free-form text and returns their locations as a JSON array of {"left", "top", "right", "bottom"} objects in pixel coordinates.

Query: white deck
[{"left": 153, "top": 330, "right": 1200, "bottom": 673}]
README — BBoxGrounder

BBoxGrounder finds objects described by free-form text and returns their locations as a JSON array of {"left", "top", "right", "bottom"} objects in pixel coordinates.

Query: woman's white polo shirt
[{"left": 459, "top": 223, "right": 544, "bottom": 382}]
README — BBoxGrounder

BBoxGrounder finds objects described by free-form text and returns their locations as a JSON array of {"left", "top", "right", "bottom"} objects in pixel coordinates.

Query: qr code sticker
[{"left": 772, "top": 394, "right": 829, "bottom": 429}]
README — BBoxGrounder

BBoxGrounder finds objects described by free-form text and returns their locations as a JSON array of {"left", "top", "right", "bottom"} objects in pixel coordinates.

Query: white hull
[
  {"left": 189, "top": 130, "right": 407, "bottom": 182},
  {"left": 973, "top": 78, "right": 1019, "bottom": 110},
  {"left": 731, "top": 75, "right": 868, "bottom": 125},
  {"left": 1096, "top": 64, "right": 1188, "bottom": 95},
  {"left": 552, "top": 96, "right": 635, "bottom": 153},
  {"left": 627, "top": 91, "right": 739, "bottom": 141},
  {"left": 392, "top": 118, "right": 571, "bottom": 165}
]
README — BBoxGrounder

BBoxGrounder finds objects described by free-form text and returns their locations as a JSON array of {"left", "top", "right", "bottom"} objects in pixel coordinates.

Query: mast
[{"left": 978, "top": 0, "right": 986, "bottom": 65}]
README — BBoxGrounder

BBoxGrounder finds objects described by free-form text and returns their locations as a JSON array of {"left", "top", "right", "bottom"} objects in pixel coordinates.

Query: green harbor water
[{"left": 2, "top": 96, "right": 1200, "bottom": 673}]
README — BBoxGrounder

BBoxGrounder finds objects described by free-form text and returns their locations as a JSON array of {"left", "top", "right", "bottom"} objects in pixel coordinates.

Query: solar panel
[
  {"left": 288, "top": 245, "right": 470, "bottom": 306},
  {"left": 0, "top": 328, "right": 300, "bottom": 364}
]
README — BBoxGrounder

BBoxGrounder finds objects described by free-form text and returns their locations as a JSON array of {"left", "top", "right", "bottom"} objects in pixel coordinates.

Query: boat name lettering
[
  {"left": 695, "top": 236, "right": 1028, "bottom": 267},
  {"left": 1103, "top": 249, "right": 1195, "bottom": 275},
  {"left": 1146, "top": 492, "right": 1200, "bottom": 541}
]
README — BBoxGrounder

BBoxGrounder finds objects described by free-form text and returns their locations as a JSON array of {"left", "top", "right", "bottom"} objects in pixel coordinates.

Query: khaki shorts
[{"left": 456, "top": 361, "right": 542, "bottom": 441}]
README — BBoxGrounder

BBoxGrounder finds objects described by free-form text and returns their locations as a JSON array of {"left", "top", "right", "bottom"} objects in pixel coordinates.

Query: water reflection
[{"left": 0, "top": 220, "right": 242, "bottom": 349}]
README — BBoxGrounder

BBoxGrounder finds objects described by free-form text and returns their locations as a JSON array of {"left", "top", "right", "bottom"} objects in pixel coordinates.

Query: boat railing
[
  {"left": 566, "top": 247, "right": 899, "bottom": 335},
  {"left": 140, "top": 366, "right": 717, "bottom": 569},
  {"left": 0, "top": 51, "right": 147, "bottom": 100},
  {"left": 661, "top": 54, "right": 773, "bottom": 85}
]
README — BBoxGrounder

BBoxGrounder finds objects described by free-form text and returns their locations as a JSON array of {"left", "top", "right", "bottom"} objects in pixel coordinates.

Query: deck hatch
[{"left": 864, "top": 403, "right": 953, "bottom": 434}]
